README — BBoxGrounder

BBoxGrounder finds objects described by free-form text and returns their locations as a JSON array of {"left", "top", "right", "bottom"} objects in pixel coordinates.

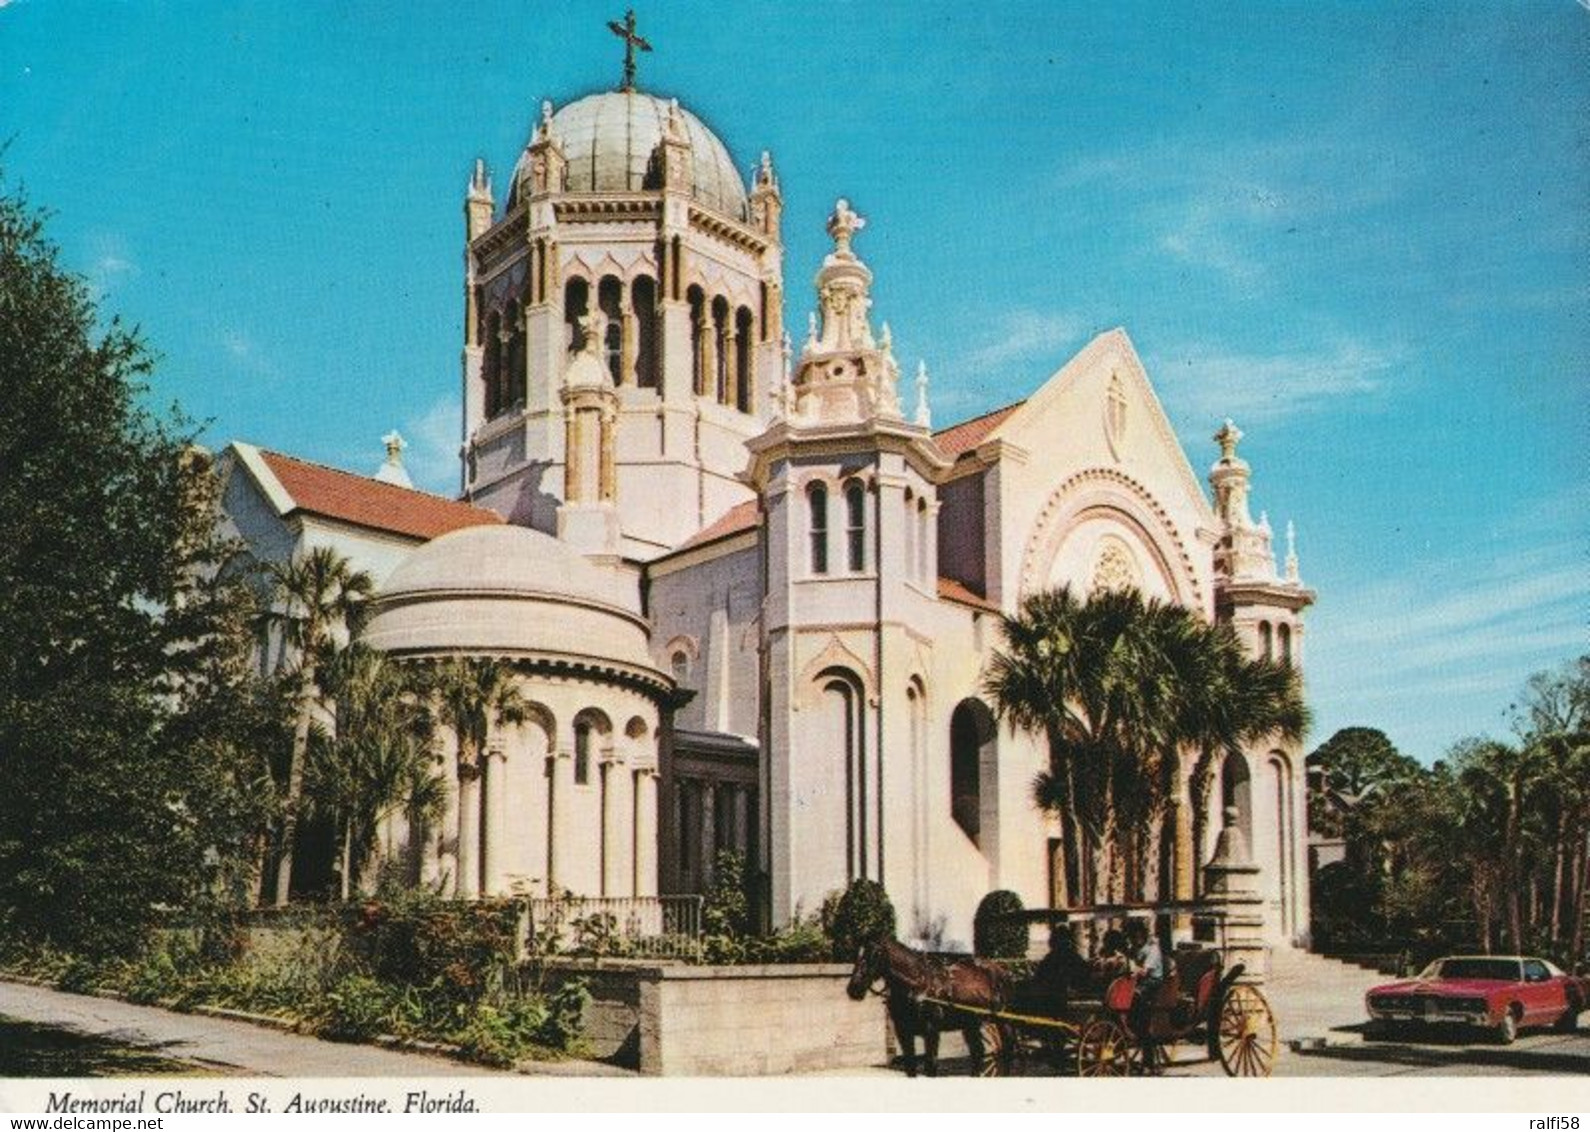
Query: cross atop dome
[{"left": 607, "top": 9, "right": 653, "bottom": 92}]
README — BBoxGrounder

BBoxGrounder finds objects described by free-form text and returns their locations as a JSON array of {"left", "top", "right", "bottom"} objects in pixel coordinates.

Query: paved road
[{"left": 0, "top": 981, "right": 500, "bottom": 1078}]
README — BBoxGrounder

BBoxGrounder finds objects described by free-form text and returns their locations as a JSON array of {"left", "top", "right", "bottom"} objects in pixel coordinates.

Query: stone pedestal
[{"left": 1200, "top": 805, "right": 1267, "bottom": 984}]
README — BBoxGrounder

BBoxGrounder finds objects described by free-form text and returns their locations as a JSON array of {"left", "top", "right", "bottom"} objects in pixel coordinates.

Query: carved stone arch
[
  {"left": 663, "top": 634, "right": 700, "bottom": 663},
  {"left": 797, "top": 634, "right": 878, "bottom": 708},
  {"left": 1018, "top": 468, "right": 1202, "bottom": 608}
]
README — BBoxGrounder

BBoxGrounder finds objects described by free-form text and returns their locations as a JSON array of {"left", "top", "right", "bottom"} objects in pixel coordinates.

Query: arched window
[
  {"left": 1258, "top": 621, "right": 1273, "bottom": 661},
  {"left": 950, "top": 699, "right": 996, "bottom": 848},
  {"left": 711, "top": 296, "right": 731, "bottom": 404},
  {"left": 598, "top": 276, "right": 624, "bottom": 383},
  {"left": 845, "top": 480, "right": 866, "bottom": 572},
  {"left": 808, "top": 482, "right": 829, "bottom": 575},
  {"left": 574, "top": 721, "right": 593, "bottom": 786},
  {"left": 564, "top": 278, "right": 590, "bottom": 352},
  {"left": 633, "top": 275, "right": 658, "bottom": 389},
  {"left": 1221, "top": 751, "right": 1252, "bottom": 850},
  {"left": 1277, "top": 622, "right": 1292, "bottom": 666},
  {"left": 903, "top": 489, "right": 916, "bottom": 581},
  {"left": 670, "top": 650, "right": 690, "bottom": 685},
  {"left": 734, "top": 306, "right": 754, "bottom": 411},
  {"left": 817, "top": 668, "right": 868, "bottom": 881},
  {"left": 483, "top": 310, "right": 502, "bottom": 418},
  {"left": 504, "top": 300, "right": 525, "bottom": 408},
  {"left": 686, "top": 286, "right": 706, "bottom": 396}
]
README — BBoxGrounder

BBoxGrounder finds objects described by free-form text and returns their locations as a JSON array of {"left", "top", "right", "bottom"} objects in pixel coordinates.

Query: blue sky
[{"left": 3, "top": 0, "right": 1585, "bottom": 764}]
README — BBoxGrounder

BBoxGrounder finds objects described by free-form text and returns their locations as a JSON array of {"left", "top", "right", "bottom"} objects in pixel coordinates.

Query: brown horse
[{"left": 846, "top": 938, "right": 1009, "bottom": 1077}]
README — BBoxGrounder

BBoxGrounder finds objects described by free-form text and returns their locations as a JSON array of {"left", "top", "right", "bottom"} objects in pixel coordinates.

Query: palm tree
[
  {"left": 309, "top": 644, "right": 445, "bottom": 899},
  {"left": 426, "top": 657, "right": 530, "bottom": 898},
  {"left": 260, "top": 547, "right": 374, "bottom": 905},
  {"left": 986, "top": 585, "right": 1176, "bottom": 905},
  {"left": 987, "top": 584, "right": 1308, "bottom": 907},
  {"left": 1183, "top": 627, "right": 1308, "bottom": 890}
]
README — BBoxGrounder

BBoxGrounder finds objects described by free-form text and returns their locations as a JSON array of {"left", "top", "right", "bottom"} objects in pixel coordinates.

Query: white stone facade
[{"left": 223, "top": 74, "right": 1316, "bottom": 947}]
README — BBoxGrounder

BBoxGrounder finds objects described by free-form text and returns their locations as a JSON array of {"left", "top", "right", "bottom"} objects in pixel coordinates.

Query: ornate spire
[
  {"left": 1285, "top": 520, "right": 1301, "bottom": 583},
  {"left": 468, "top": 158, "right": 492, "bottom": 202},
  {"left": 914, "top": 361, "right": 932, "bottom": 429}
]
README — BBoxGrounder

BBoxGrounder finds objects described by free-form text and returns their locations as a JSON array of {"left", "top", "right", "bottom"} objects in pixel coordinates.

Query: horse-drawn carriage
[{"left": 847, "top": 903, "right": 1278, "bottom": 1078}]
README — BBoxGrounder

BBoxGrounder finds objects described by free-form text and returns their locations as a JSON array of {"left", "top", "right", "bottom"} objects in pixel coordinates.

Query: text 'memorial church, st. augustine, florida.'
[{"left": 219, "top": 19, "right": 1315, "bottom": 953}]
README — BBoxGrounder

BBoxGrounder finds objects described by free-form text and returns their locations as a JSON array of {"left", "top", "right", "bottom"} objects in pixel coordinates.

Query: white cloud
[
  {"left": 84, "top": 234, "right": 137, "bottom": 300},
  {"left": 1151, "top": 338, "right": 1397, "bottom": 425},
  {"left": 400, "top": 397, "right": 463, "bottom": 495},
  {"left": 955, "top": 309, "right": 1090, "bottom": 373}
]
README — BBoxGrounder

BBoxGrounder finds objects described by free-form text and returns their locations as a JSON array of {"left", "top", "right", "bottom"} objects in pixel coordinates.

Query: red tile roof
[
  {"left": 258, "top": 450, "right": 503, "bottom": 541},
  {"left": 677, "top": 499, "right": 760, "bottom": 551},
  {"left": 937, "top": 576, "right": 1003, "bottom": 614},
  {"left": 933, "top": 401, "right": 1025, "bottom": 459}
]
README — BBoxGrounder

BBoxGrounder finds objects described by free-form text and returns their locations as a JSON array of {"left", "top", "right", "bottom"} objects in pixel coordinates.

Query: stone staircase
[{"left": 1262, "top": 945, "right": 1387, "bottom": 1045}]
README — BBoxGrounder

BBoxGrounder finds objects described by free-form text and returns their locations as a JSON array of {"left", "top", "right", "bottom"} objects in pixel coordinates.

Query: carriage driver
[{"left": 1125, "top": 919, "right": 1166, "bottom": 1052}]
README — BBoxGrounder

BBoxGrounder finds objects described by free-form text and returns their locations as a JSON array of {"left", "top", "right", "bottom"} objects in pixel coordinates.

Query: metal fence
[{"left": 526, "top": 894, "right": 705, "bottom": 961}]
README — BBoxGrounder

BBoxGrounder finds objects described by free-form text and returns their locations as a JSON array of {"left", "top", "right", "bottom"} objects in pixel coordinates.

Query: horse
[{"left": 846, "top": 938, "right": 1009, "bottom": 1077}]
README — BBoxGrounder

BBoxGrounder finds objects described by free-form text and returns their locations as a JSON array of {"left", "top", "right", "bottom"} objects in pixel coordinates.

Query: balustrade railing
[{"left": 526, "top": 894, "right": 704, "bottom": 961}]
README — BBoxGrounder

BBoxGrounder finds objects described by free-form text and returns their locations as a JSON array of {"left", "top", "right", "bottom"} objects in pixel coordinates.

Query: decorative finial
[
  {"left": 758, "top": 150, "right": 775, "bottom": 186},
  {"left": 539, "top": 99, "right": 555, "bottom": 136},
  {"left": 607, "top": 9, "right": 652, "bottom": 93},
  {"left": 1258, "top": 509, "right": 1271, "bottom": 533},
  {"left": 880, "top": 322, "right": 893, "bottom": 352},
  {"left": 373, "top": 430, "right": 413, "bottom": 488},
  {"left": 827, "top": 198, "right": 865, "bottom": 256},
  {"left": 806, "top": 311, "right": 818, "bottom": 348},
  {"left": 468, "top": 158, "right": 492, "bottom": 201},
  {"left": 1215, "top": 418, "right": 1243, "bottom": 462},
  {"left": 914, "top": 361, "right": 932, "bottom": 429},
  {"left": 781, "top": 329, "right": 793, "bottom": 382},
  {"left": 1285, "top": 520, "right": 1300, "bottom": 583}
]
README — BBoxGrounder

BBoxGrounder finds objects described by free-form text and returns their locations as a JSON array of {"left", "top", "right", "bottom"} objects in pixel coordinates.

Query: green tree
[
  {"left": 261, "top": 547, "right": 374, "bottom": 904},
  {"left": 986, "top": 585, "right": 1305, "bottom": 906},
  {"left": 426, "top": 657, "right": 529, "bottom": 897},
  {"left": 307, "top": 645, "right": 444, "bottom": 900},
  {"left": 1306, "top": 727, "right": 1422, "bottom": 838},
  {"left": 0, "top": 182, "right": 269, "bottom": 953}
]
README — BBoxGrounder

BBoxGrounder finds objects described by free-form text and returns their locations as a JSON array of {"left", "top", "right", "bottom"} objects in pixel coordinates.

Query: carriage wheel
[
  {"left": 1076, "top": 1018, "right": 1133, "bottom": 1077},
  {"left": 976, "top": 1020, "right": 1010, "bottom": 1077},
  {"left": 1217, "top": 985, "right": 1278, "bottom": 1077}
]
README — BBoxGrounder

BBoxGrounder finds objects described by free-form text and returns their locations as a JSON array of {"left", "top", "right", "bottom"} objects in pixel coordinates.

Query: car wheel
[
  {"left": 1555, "top": 1004, "right": 1581, "bottom": 1033},
  {"left": 1494, "top": 1008, "right": 1518, "bottom": 1045}
]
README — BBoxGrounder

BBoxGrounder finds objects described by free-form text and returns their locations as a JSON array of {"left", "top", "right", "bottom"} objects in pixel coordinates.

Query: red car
[{"left": 1366, "top": 955, "right": 1588, "bottom": 1044}]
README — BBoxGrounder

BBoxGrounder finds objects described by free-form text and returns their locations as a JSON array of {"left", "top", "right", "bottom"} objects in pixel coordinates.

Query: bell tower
[{"left": 459, "top": 20, "right": 783, "bottom": 558}]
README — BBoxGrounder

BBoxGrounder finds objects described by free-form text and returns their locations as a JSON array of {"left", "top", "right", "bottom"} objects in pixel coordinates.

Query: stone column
[
  {"left": 546, "top": 748, "right": 574, "bottom": 892},
  {"left": 481, "top": 741, "right": 507, "bottom": 897},
  {"left": 700, "top": 319, "right": 717, "bottom": 400},
  {"left": 619, "top": 279, "right": 635, "bottom": 387},
  {"left": 562, "top": 414, "right": 578, "bottom": 500},
  {"left": 634, "top": 769, "right": 658, "bottom": 897},
  {"left": 725, "top": 326, "right": 740, "bottom": 406},
  {"left": 456, "top": 759, "right": 481, "bottom": 899},
  {"left": 1201, "top": 805, "right": 1268, "bottom": 984},
  {"left": 600, "top": 756, "right": 629, "bottom": 896},
  {"left": 701, "top": 782, "right": 718, "bottom": 887},
  {"left": 598, "top": 403, "right": 617, "bottom": 503}
]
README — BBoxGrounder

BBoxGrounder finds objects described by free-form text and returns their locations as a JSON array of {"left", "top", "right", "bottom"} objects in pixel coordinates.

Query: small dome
[
  {"left": 364, "top": 525, "right": 660, "bottom": 678},
  {"left": 513, "top": 91, "right": 747, "bottom": 219}
]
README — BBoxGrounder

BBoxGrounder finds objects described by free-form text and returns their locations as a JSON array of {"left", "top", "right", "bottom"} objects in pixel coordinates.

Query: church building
[{"left": 221, "top": 34, "right": 1316, "bottom": 950}]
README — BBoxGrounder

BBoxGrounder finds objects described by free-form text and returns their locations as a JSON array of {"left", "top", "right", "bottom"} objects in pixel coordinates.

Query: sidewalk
[{"left": 0, "top": 980, "right": 623, "bottom": 1077}]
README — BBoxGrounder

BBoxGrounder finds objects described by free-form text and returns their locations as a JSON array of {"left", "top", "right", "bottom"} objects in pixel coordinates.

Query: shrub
[
  {"left": 702, "top": 850, "right": 752, "bottom": 938},
  {"left": 973, "top": 890, "right": 1028, "bottom": 959},
  {"left": 825, "top": 879, "right": 896, "bottom": 961},
  {"left": 318, "top": 973, "right": 395, "bottom": 1042},
  {"left": 355, "top": 890, "right": 520, "bottom": 1002}
]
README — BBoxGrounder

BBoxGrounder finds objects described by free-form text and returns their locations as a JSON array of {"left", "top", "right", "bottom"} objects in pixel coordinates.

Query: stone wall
[{"left": 544, "top": 960, "right": 888, "bottom": 1075}]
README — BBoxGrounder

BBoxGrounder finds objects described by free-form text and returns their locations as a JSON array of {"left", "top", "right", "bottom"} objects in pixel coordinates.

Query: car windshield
[{"left": 1434, "top": 958, "right": 1520, "bottom": 981}]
